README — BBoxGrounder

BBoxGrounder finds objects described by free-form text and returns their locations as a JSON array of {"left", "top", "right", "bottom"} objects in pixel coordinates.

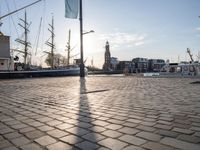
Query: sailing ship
[{"left": 0, "top": 0, "right": 87, "bottom": 78}]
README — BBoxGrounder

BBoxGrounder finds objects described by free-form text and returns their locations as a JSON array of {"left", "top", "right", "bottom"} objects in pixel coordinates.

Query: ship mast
[
  {"left": 15, "top": 11, "right": 31, "bottom": 65},
  {"left": 66, "top": 29, "right": 71, "bottom": 66},
  {"left": 45, "top": 16, "right": 55, "bottom": 69}
]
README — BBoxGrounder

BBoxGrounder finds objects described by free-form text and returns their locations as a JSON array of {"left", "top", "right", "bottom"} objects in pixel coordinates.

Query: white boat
[{"left": 149, "top": 62, "right": 200, "bottom": 77}]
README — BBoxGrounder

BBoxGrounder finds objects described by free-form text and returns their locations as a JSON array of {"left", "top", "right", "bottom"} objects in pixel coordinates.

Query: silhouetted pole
[
  {"left": 79, "top": 0, "right": 84, "bottom": 77},
  {"left": 0, "top": 0, "right": 42, "bottom": 20}
]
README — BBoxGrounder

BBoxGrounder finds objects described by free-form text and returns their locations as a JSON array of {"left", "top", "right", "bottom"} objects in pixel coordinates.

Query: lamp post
[
  {"left": 79, "top": 0, "right": 95, "bottom": 77},
  {"left": 79, "top": 0, "right": 84, "bottom": 77}
]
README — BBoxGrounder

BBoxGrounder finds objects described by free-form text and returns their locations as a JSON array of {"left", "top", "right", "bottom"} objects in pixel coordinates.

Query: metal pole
[
  {"left": 24, "top": 11, "right": 27, "bottom": 65},
  {"left": 51, "top": 16, "right": 54, "bottom": 69},
  {"left": 67, "top": 30, "right": 71, "bottom": 66},
  {"left": 79, "top": 0, "right": 84, "bottom": 77}
]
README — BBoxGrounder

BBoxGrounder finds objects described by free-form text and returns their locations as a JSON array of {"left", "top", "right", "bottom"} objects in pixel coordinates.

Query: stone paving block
[
  {"left": 126, "top": 119, "right": 142, "bottom": 124},
  {"left": 60, "top": 134, "right": 83, "bottom": 145},
  {"left": 101, "top": 129, "right": 122, "bottom": 138},
  {"left": 4, "top": 132, "right": 22, "bottom": 140},
  {"left": 156, "top": 129, "right": 178, "bottom": 138},
  {"left": 78, "top": 116, "right": 93, "bottom": 122},
  {"left": 194, "top": 132, "right": 200, "bottom": 137},
  {"left": 161, "top": 137, "right": 200, "bottom": 150},
  {"left": 98, "top": 116, "right": 109, "bottom": 121},
  {"left": 136, "top": 131, "right": 162, "bottom": 142},
  {"left": 175, "top": 119, "right": 191, "bottom": 125},
  {"left": 11, "top": 123, "right": 28, "bottom": 129},
  {"left": 76, "top": 141, "right": 100, "bottom": 150},
  {"left": 19, "top": 127, "right": 35, "bottom": 133},
  {"left": 0, "top": 128, "right": 14, "bottom": 134},
  {"left": 4, "top": 120, "right": 21, "bottom": 126},
  {"left": 2, "top": 146, "right": 19, "bottom": 150},
  {"left": 154, "top": 124, "right": 172, "bottom": 130},
  {"left": 157, "top": 120, "right": 172, "bottom": 125},
  {"left": 82, "top": 132, "right": 106, "bottom": 142},
  {"left": 56, "top": 123, "right": 74, "bottom": 130},
  {"left": 1, "top": 117, "right": 15, "bottom": 122},
  {"left": 47, "top": 129, "right": 68, "bottom": 138},
  {"left": 142, "top": 141, "right": 174, "bottom": 150},
  {"left": 11, "top": 136, "right": 30, "bottom": 147},
  {"left": 46, "top": 120, "right": 63, "bottom": 126},
  {"left": 55, "top": 116, "right": 69, "bottom": 122},
  {"left": 123, "top": 145, "right": 145, "bottom": 150},
  {"left": 27, "top": 121, "right": 44, "bottom": 127},
  {"left": 159, "top": 117, "right": 174, "bottom": 122},
  {"left": 143, "top": 118, "right": 157, "bottom": 122},
  {"left": 77, "top": 121, "right": 93, "bottom": 129},
  {"left": 192, "top": 122, "right": 200, "bottom": 127},
  {"left": 25, "top": 130, "right": 45, "bottom": 139},
  {"left": 93, "top": 120, "right": 110, "bottom": 127},
  {"left": 107, "top": 119, "right": 125, "bottom": 124},
  {"left": 173, "top": 123, "right": 191, "bottom": 129},
  {"left": 112, "top": 115, "right": 127, "bottom": 121},
  {"left": 38, "top": 125, "right": 54, "bottom": 132},
  {"left": 0, "top": 123, "right": 7, "bottom": 129},
  {"left": 177, "top": 134, "right": 200, "bottom": 143},
  {"left": 92, "top": 125, "right": 106, "bottom": 133},
  {"left": 67, "top": 126, "right": 90, "bottom": 136},
  {"left": 97, "top": 147, "right": 110, "bottom": 150},
  {"left": 20, "top": 143, "right": 43, "bottom": 150},
  {"left": 21, "top": 119, "right": 35, "bottom": 124},
  {"left": 140, "top": 121, "right": 156, "bottom": 127},
  {"left": 0, "top": 139, "right": 12, "bottom": 149},
  {"left": 105, "top": 124, "right": 123, "bottom": 130},
  {"left": 0, "top": 135, "right": 4, "bottom": 140},
  {"left": 47, "top": 141, "right": 72, "bottom": 150},
  {"left": 191, "top": 126, "right": 200, "bottom": 132},
  {"left": 136, "top": 125, "right": 156, "bottom": 132},
  {"left": 36, "top": 117, "right": 53, "bottom": 123},
  {"left": 123, "top": 122, "right": 138, "bottom": 128},
  {"left": 35, "top": 135, "right": 57, "bottom": 146},
  {"left": 119, "top": 135, "right": 147, "bottom": 146},
  {"left": 118, "top": 127, "right": 140, "bottom": 135},
  {"left": 98, "top": 138, "right": 128, "bottom": 150},
  {"left": 172, "top": 127, "right": 194, "bottom": 135}
]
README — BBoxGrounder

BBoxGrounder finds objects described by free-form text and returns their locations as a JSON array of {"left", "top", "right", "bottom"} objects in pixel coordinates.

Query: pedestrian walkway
[{"left": 0, "top": 76, "right": 200, "bottom": 150}]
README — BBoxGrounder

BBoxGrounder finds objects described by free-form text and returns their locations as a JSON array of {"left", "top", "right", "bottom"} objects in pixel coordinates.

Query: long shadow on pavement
[{"left": 73, "top": 78, "right": 99, "bottom": 150}]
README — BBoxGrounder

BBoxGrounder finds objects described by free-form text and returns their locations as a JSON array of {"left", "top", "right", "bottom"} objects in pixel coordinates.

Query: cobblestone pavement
[{"left": 0, "top": 76, "right": 200, "bottom": 150}]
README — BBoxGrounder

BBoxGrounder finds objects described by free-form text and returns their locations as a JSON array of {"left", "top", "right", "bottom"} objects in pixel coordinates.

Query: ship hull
[{"left": 0, "top": 68, "right": 82, "bottom": 79}]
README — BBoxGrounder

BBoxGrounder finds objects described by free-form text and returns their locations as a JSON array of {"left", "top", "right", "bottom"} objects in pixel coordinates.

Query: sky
[{"left": 0, "top": 0, "right": 200, "bottom": 68}]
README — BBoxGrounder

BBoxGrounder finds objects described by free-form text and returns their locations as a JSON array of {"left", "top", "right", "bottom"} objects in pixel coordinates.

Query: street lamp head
[{"left": 82, "top": 30, "right": 95, "bottom": 35}]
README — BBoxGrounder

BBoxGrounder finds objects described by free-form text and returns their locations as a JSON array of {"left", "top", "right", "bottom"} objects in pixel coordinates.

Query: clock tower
[{"left": 103, "top": 41, "right": 111, "bottom": 70}]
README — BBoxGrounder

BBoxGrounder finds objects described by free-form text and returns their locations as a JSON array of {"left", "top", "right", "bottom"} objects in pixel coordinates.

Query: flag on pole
[{"left": 65, "top": 0, "right": 79, "bottom": 19}]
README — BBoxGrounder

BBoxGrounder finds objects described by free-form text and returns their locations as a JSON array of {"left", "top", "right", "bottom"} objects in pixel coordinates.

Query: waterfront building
[
  {"left": 0, "top": 33, "right": 14, "bottom": 71},
  {"left": 117, "top": 61, "right": 135, "bottom": 73},
  {"left": 132, "top": 57, "right": 148, "bottom": 73},
  {"left": 110, "top": 57, "right": 119, "bottom": 70},
  {"left": 148, "top": 59, "right": 165, "bottom": 72}
]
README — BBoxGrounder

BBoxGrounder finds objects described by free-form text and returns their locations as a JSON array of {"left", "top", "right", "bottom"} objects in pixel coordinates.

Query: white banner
[{"left": 65, "top": 0, "right": 79, "bottom": 19}]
